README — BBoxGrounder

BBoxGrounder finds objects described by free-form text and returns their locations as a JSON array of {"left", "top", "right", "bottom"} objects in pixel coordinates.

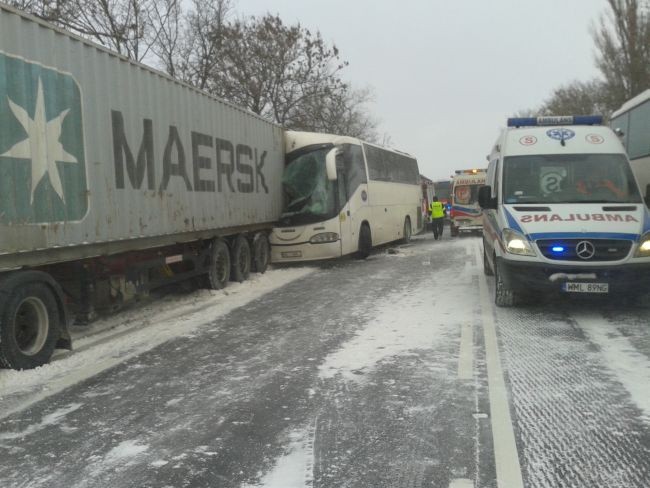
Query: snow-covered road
[{"left": 1, "top": 233, "right": 649, "bottom": 487}]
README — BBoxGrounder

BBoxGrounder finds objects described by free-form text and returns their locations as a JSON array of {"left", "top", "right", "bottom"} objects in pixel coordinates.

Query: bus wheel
[
  {"left": 450, "top": 224, "right": 459, "bottom": 237},
  {"left": 207, "top": 239, "right": 231, "bottom": 289},
  {"left": 495, "top": 259, "right": 516, "bottom": 307},
  {"left": 356, "top": 224, "right": 372, "bottom": 259},
  {"left": 0, "top": 282, "right": 60, "bottom": 370},
  {"left": 231, "top": 235, "right": 251, "bottom": 282},
  {"left": 402, "top": 217, "right": 412, "bottom": 244},
  {"left": 483, "top": 245, "right": 494, "bottom": 276},
  {"left": 251, "top": 233, "right": 270, "bottom": 274}
]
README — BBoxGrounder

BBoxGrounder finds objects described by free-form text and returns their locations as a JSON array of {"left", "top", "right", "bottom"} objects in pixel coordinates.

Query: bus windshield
[
  {"left": 502, "top": 154, "right": 642, "bottom": 204},
  {"left": 279, "top": 147, "right": 338, "bottom": 226}
]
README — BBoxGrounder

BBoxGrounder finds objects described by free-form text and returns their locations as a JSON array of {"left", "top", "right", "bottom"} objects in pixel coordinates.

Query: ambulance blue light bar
[{"left": 507, "top": 115, "right": 603, "bottom": 127}]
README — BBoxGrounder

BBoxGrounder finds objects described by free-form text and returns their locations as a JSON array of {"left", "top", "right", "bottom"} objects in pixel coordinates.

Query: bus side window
[
  {"left": 345, "top": 145, "right": 367, "bottom": 194},
  {"left": 628, "top": 100, "right": 650, "bottom": 159}
]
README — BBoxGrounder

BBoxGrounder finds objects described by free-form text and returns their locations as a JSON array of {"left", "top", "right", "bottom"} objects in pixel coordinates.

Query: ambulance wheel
[
  {"left": 357, "top": 224, "right": 372, "bottom": 259},
  {"left": 495, "top": 259, "right": 516, "bottom": 307},
  {"left": 251, "top": 233, "right": 270, "bottom": 274},
  {"left": 0, "top": 282, "right": 60, "bottom": 370},
  {"left": 402, "top": 217, "right": 412, "bottom": 244},
  {"left": 207, "top": 239, "right": 230, "bottom": 289},
  {"left": 451, "top": 225, "right": 459, "bottom": 237},
  {"left": 483, "top": 246, "right": 494, "bottom": 276},
  {"left": 230, "top": 235, "right": 251, "bottom": 282}
]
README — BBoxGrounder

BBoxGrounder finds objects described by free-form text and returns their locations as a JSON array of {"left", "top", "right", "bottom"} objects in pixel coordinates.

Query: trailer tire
[
  {"left": 356, "top": 224, "right": 372, "bottom": 259},
  {"left": 207, "top": 239, "right": 231, "bottom": 290},
  {"left": 251, "top": 233, "right": 270, "bottom": 274},
  {"left": 0, "top": 282, "right": 60, "bottom": 370},
  {"left": 231, "top": 235, "right": 251, "bottom": 283},
  {"left": 402, "top": 217, "right": 412, "bottom": 244}
]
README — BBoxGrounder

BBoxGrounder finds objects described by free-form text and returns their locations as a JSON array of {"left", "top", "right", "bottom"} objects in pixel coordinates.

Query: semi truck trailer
[{"left": 0, "top": 4, "right": 284, "bottom": 369}]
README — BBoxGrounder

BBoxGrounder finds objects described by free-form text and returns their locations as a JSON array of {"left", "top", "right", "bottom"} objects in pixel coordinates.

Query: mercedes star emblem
[{"left": 576, "top": 240, "right": 596, "bottom": 260}]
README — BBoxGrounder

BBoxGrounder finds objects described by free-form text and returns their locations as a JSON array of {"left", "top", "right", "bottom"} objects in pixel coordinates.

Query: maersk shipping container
[
  {"left": 0, "top": 3, "right": 284, "bottom": 269},
  {"left": 0, "top": 4, "right": 285, "bottom": 370}
]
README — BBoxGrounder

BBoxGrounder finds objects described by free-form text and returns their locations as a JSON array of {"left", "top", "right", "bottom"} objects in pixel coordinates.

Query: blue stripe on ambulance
[
  {"left": 503, "top": 207, "right": 524, "bottom": 234},
  {"left": 453, "top": 205, "right": 481, "bottom": 215}
]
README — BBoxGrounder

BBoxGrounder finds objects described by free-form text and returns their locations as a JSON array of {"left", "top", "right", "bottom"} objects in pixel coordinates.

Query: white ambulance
[
  {"left": 450, "top": 169, "right": 487, "bottom": 236},
  {"left": 479, "top": 116, "right": 650, "bottom": 306}
]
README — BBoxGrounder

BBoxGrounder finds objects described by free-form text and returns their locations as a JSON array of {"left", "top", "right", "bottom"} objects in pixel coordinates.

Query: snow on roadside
[
  {"left": 573, "top": 311, "right": 650, "bottom": 422},
  {"left": 0, "top": 267, "right": 314, "bottom": 420}
]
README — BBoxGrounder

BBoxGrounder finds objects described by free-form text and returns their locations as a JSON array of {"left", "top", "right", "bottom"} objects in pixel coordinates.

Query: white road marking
[
  {"left": 475, "top": 244, "right": 524, "bottom": 488},
  {"left": 458, "top": 323, "right": 474, "bottom": 379},
  {"left": 449, "top": 478, "right": 474, "bottom": 488}
]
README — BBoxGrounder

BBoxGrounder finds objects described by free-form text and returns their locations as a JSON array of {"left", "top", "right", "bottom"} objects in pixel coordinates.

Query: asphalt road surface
[{"left": 1, "top": 231, "right": 649, "bottom": 488}]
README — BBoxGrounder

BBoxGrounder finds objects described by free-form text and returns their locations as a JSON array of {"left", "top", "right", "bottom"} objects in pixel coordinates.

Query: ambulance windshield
[
  {"left": 278, "top": 146, "right": 338, "bottom": 225},
  {"left": 502, "top": 154, "right": 642, "bottom": 204}
]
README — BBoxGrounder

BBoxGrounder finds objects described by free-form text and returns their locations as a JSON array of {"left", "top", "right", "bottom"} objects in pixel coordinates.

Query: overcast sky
[{"left": 235, "top": 0, "right": 608, "bottom": 180}]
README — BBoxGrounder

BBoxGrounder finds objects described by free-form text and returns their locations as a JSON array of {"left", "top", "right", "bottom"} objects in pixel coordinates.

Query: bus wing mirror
[
  {"left": 325, "top": 148, "right": 338, "bottom": 181},
  {"left": 478, "top": 185, "right": 496, "bottom": 209},
  {"left": 645, "top": 184, "right": 650, "bottom": 207}
]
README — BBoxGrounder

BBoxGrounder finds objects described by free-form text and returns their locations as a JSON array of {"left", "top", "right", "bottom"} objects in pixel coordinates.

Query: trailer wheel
[
  {"left": 401, "top": 217, "right": 412, "bottom": 244},
  {"left": 0, "top": 282, "right": 60, "bottom": 370},
  {"left": 207, "top": 239, "right": 231, "bottom": 290},
  {"left": 356, "top": 224, "right": 372, "bottom": 259},
  {"left": 251, "top": 233, "right": 270, "bottom": 274},
  {"left": 231, "top": 235, "right": 251, "bottom": 282}
]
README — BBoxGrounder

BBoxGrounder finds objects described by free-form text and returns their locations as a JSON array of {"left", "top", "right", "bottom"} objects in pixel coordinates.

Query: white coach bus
[
  {"left": 611, "top": 89, "right": 650, "bottom": 198},
  {"left": 270, "top": 131, "right": 423, "bottom": 262}
]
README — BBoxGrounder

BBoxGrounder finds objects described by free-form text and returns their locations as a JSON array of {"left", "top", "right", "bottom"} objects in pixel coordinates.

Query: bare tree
[
  {"left": 291, "top": 86, "right": 380, "bottom": 141},
  {"left": 593, "top": 0, "right": 650, "bottom": 111},
  {"left": 216, "top": 14, "right": 348, "bottom": 126},
  {"left": 147, "top": 0, "right": 182, "bottom": 77},
  {"left": 4, "top": 0, "right": 66, "bottom": 23},
  {"left": 174, "top": 0, "right": 232, "bottom": 90},
  {"left": 540, "top": 80, "right": 608, "bottom": 117}
]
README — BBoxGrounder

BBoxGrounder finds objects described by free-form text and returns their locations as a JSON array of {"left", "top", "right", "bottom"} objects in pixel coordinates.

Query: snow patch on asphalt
[
  {"left": 574, "top": 311, "right": 650, "bottom": 422},
  {"left": 0, "top": 267, "right": 314, "bottom": 420},
  {"left": 0, "top": 402, "right": 82, "bottom": 440},
  {"left": 244, "top": 429, "right": 313, "bottom": 488},
  {"left": 104, "top": 439, "right": 149, "bottom": 463},
  {"left": 318, "top": 257, "right": 476, "bottom": 382}
]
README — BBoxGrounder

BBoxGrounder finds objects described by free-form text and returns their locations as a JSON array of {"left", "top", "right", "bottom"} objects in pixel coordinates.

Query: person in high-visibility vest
[{"left": 429, "top": 196, "right": 446, "bottom": 240}]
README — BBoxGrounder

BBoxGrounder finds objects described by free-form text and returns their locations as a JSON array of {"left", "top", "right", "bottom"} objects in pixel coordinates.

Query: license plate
[
  {"left": 281, "top": 251, "right": 302, "bottom": 258},
  {"left": 562, "top": 282, "right": 609, "bottom": 293}
]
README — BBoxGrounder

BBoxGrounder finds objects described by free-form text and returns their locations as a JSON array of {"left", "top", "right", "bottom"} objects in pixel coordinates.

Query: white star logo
[{"left": 1, "top": 78, "right": 78, "bottom": 204}]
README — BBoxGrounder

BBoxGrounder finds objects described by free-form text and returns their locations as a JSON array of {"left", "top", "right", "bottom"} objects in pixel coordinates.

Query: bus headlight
[
  {"left": 310, "top": 232, "right": 339, "bottom": 244},
  {"left": 635, "top": 233, "right": 650, "bottom": 257},
  {"left": 503, "top": 228, "right": 536, "bottom": 256}
]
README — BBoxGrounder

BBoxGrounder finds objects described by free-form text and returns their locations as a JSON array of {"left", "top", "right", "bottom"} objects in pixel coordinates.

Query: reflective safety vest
[{"left": 430, "top": 201, "right": 445, "bottom": 219}]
